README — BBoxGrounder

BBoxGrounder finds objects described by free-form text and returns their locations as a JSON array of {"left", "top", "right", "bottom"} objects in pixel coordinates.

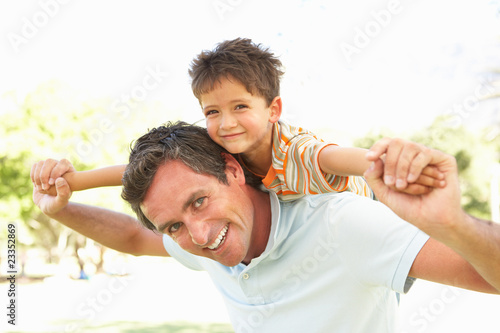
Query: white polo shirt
[{"left": 163, "top": 192, "right": 429, "bottom": 333}]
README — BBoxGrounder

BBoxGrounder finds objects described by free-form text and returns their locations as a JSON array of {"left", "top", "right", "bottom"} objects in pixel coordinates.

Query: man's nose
[{"left": 187, "top": 219, "right": 211, "bottom": 246}]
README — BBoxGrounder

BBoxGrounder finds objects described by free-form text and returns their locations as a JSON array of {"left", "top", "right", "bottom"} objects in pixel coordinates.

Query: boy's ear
[
  {"left": 221, "top": 153, "right": 246, "bottom": 185},
  {"left": 269, "top": 96, "right": 282, "bottom": 123}
]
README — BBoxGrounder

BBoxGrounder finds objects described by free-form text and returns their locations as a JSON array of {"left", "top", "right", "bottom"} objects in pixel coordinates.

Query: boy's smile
[{"left": 200, "top": 76, "right": 281, "bottom": 174}]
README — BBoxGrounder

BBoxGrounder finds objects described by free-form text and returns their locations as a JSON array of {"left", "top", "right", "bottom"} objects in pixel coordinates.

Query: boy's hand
[
  {"left": 31, "top": 159, "right": 75, "bottom": 216},
  {"left": 365, "top": 138, "right": 446, "bottom": 194}
]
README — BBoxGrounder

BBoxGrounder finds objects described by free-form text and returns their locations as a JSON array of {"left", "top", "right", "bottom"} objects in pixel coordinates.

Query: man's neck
[{"left": 242, "top": 187, "right": 272, "bottom": 265}]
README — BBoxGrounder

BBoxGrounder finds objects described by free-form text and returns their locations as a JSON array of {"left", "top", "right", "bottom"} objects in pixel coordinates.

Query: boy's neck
[
  {"left": 240, "top": 149, "right": 272, "bottom": 177},
  {"left": 238, "top": 123, "right": 276, "bottom": 177},
  {"left": 239, "top": 127, "right": 274, "bottom": 177}
]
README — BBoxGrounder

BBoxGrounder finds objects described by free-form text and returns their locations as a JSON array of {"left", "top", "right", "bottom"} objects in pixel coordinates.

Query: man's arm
[
  {"left": 31, "top": 159, "right": 167, "bottom": 257},
  {"left": 364, "top": 138, "right": 500, "bottom": 293}
]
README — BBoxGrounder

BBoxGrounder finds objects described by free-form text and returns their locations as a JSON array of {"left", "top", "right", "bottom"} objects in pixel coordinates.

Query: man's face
[{"left": 141, "top": 160, "right": 257, "bottom": 266}]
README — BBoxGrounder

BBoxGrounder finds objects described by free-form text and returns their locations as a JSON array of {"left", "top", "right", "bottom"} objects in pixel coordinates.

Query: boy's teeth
[{"left": 208, "top": 225, "right": 228, "bottom": 250}]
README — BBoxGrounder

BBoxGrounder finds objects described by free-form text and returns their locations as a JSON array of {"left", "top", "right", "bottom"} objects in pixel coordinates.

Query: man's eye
[
  {"left": 194, "top": 197, "right": 205, "bottom": 208},
  {"left": 169, "top": 222, "right": 182, "bottom": 233}
]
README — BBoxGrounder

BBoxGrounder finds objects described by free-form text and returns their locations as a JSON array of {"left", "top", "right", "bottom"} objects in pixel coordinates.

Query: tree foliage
[
  {"left": 354, "top": 115, "right": 498, "bottom": 220},
  {"left": 1, "top": 80, "right": 178, "bottom": 275}
]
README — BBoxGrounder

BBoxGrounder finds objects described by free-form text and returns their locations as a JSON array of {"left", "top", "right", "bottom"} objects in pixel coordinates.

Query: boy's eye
[
  {"left": 205, "top": 110, "right": 218, "bottom": 117},
  {"left": 168, "top": 222, "right": 182, "bottom": 234},
  {"left": 235, "top": 104, "right": 248, "bottom": 110}
]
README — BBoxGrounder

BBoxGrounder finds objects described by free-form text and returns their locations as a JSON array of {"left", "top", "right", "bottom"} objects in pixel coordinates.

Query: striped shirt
[{"left": 253, "top": 121, "right": 374, "bottom": 202}]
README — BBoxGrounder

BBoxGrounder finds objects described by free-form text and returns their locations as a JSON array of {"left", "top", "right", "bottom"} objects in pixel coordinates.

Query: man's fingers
[
  {"left": 394, "top": 143, "right": 426, "bottom": 189},
  {"left": 381, "top": 138, "right": 404, "bottom": 187},
  {"left": 54, "top": 177, "right": 71, "bottom": 200},
  {"left": 364, "top": 158, "right": 392, "bottom": 203},
  {"left": 364, "top": 159, "right": 385, "bottom": 186},
  {"left": 32, "top": 161, "right": 44, "bottom": 191}
]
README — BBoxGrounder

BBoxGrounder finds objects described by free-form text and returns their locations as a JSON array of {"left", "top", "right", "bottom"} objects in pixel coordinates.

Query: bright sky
[{"left": 1, "top": 0, "right": 499, "bottom": 144}]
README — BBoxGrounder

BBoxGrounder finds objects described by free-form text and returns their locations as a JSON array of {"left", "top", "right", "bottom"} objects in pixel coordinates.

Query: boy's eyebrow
[{"left": 202, "top": 98, "right": 252, "bottom": 111}]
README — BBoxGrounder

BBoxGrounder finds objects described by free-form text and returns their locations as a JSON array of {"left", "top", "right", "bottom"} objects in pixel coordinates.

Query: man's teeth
[{"left": 208, "top": 225, "right": 228, "bottom": 250}]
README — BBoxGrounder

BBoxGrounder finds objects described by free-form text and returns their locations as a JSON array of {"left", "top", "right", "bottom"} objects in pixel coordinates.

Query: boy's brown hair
[{"left": 188, "top": 38, "right": 284, "bottom": 106}]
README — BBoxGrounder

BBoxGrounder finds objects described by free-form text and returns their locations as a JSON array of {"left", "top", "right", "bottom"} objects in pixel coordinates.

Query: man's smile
[{"left": 208, "top": 224, "right": 229, "bottom": 250}]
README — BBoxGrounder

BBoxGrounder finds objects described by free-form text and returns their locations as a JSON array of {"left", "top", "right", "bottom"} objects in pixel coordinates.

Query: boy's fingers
[
  {"left": 366, "top": 137, "right": 391, "bottom": 161},
  {"left": 49, "top": 159, "right": 75, "bottom": 186},
  {"left": 413, "top": 174, "right": 446, "bottom": 188},
  {"left": 399, "top": 183, "right": 432, "bottom": 195}
]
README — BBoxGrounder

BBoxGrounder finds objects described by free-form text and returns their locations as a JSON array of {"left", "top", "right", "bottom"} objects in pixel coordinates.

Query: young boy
[
  {"left": 38, "top": 38, "right": 442, "bottom": 199},
  {"left": 188, "top": 38, "right": 438, "bottom": 201}
]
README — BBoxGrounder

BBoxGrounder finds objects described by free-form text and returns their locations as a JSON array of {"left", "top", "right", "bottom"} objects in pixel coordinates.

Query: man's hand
[
  {"left": 366, "top": 137, "right": 445, "bottom": 194},
  {"left": 364, "top": 138, "right": 463, "bottom": 237},
  {"left": 31, "top": 159, "right": 74, "bottom": 216},
  {"left": 365, "top": 138, "right": 500, "bottom": 293}
]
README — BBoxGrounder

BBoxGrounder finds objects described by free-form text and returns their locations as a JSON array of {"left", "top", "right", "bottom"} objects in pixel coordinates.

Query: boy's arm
[
  {"left": 37, "top": 161, "right": 126, "bottom": 196},
  {"left": 318, "top": 145, "right": 370, "bottom": 177},
  {"left": 319, "top": 144, "right": 445, "bottom": 193},
  {"left": 31, "top": 159, "right": 167, "bottom": 257}
]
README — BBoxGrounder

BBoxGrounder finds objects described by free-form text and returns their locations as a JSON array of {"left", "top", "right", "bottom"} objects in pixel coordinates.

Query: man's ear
[
  {"left": 269, "top": 96, "right": 282, "bottom": 123},
  {"left": 222, "top": 153, "right": 246, "bottom": 185}
]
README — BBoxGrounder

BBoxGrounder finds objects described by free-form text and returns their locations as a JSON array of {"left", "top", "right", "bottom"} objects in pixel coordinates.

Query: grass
[{"left": 7, "top": 320, "right": 234, "bottom": 333}]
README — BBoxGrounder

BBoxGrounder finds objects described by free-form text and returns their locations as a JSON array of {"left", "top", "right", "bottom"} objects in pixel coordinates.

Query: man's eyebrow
[
  {"left": 157, "top": 221, "right": 172, "bottom": 234},
  {"left": 156, "top": 191, "right": 203, "bottom": 233}
]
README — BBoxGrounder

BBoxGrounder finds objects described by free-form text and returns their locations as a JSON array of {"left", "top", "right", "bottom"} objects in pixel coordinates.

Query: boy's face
[{"left": 200, "top": 76, "right": 281, "bottom": 156}]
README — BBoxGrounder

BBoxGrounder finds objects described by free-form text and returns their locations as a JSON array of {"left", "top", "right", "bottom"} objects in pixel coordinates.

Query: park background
[{"left": 1, "top": 0, "right": 500, "bottom": 332}]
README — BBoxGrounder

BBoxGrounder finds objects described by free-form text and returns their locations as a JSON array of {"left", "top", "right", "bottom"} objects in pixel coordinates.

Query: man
[{"left": 32, "top": 122, "right": 499, "bottom": 332}]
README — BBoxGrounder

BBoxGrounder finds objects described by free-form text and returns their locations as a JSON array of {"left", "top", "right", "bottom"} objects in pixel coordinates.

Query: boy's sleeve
[
  {"left": 285, "top": 135, "right": 373, "bottom": 198},
  {"left": 284, "top": 135, "right": 350, "bottom": 194},
  {"left": 266, "top": 121, "right": 373, "bottom": 200}
]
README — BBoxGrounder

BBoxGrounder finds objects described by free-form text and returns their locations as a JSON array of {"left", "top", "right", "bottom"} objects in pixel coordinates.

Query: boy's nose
[{"left": 220, "top": 113, "right": 237, "bottom": 130}]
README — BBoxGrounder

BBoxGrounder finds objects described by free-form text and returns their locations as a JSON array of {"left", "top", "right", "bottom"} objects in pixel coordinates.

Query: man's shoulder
[
  {"left": 278, "top": 192, "right": 368, "bottom": 226},
  {"left": 280, "top": 191, "right": 363, "bottom": 210}
]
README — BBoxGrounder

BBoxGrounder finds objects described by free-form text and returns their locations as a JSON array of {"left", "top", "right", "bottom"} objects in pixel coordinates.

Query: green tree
[
  {"left": 1, "top": 80, "right": 177, "bottom": 277},
  {"left": 354, "top": 116, "right": 497, "bottom": 220}
]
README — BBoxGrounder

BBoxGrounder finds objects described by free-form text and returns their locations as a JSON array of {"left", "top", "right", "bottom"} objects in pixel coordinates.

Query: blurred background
[{"left": 1, "top": 0, "right": 499, "bottom": 332}]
